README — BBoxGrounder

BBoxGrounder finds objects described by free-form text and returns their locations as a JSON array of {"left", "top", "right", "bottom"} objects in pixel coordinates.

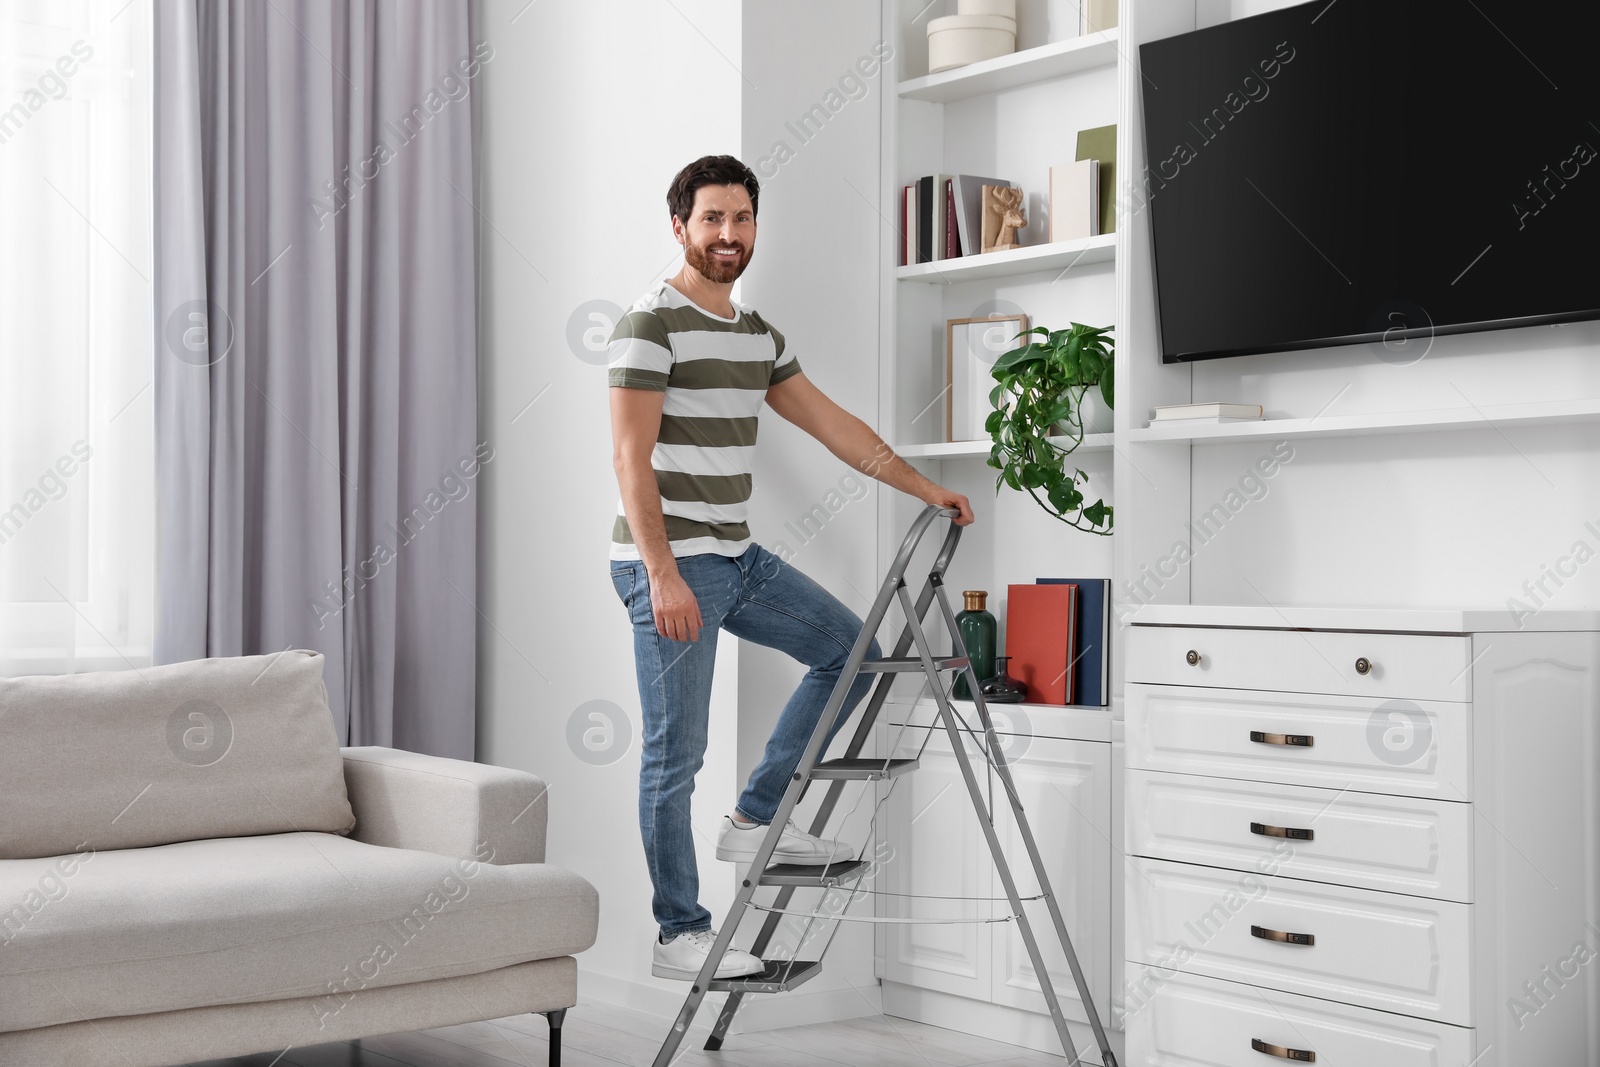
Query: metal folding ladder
[{"left": 651, "top": 504, "right": 1118, "bottom": 1067}]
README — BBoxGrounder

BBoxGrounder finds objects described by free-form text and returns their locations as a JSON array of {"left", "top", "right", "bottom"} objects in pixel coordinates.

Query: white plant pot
[
  {"left": 1055, "top": 386, "right": 1114, "bottom": 437},
  {"left": 927, "top": 14, "right": 1017, "bottom": 73}
]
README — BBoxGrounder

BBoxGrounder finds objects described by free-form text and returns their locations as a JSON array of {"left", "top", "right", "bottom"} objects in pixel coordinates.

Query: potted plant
[{"left": 984, "top": 322, "right": 1114, "bottom": 535}]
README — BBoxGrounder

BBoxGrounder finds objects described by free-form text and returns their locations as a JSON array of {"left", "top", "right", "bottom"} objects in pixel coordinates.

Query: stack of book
[
  {"left": 901, "top": 173, "right": 1013, "bottom": 265},
  {"left": 1150, "top": 402, "right": 1264, "bottom": 425},
  {"left": 1000, "top": 578, "right": 1111, "bottom": 706}
]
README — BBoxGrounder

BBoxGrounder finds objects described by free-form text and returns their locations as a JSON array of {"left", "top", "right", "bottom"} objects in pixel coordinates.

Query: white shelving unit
[{"left": 871, "top": 4, "right": 1163, "bottom": 1063}]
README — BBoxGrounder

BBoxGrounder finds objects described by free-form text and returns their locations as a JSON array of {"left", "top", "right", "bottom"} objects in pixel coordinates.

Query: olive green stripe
[
  {"left": 655, "top": 470, "right": 752, "bottom": 505},
  {"left": 612, "top": 310, "right": 672, "bottom": 347},
  {"left": 658, "top": 414, "right": 759, "bottom": 448},
  {"left": 653, "top": 304, "right": 776, "bottom": 336},
  {"left": 608, "top": 368, "right": 669, "bottom": 391},
  {"left": 612, "top": 513, "right": 750, "bottom": 545},
  {"left": 769, "top": 358, "right": 802, "bottom": 386},
  {"left": 669, "top": 359, "right": 774, "bottom": 391}
]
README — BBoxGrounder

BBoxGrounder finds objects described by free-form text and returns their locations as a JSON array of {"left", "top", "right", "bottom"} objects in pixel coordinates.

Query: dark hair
[{"left": 667, "top": 155, "right": 760, "bottom": 224}]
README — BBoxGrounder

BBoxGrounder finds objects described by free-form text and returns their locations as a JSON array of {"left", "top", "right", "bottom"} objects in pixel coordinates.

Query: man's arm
[
  {"left": 765, "top": 371, "right": 974, "bottom": 524},
  {"left": 609, "top": 387, "right": 704, "bottom": 642}
]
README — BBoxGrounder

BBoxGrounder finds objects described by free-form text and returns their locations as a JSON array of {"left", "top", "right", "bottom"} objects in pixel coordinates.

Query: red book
[
  {"left": 1004, "top": 583, "right": 1079, "bottom": 704},
  {"left": 945, "top": 179, "right": 960, "bottom": 258}
]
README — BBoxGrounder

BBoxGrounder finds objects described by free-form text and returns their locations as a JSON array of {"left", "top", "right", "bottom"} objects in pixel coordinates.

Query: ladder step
[
  {"left": 810, "top": 756, "right": 920, "bottom": 780},
  {"left": 708, "top": 958, "right": 822, "bottom": 993},
  {"left": 861, "top": 655, "right": 968, "bottom": 673},
  {"left": 759, "top": 857, "right": 869, "bottom": 887}
]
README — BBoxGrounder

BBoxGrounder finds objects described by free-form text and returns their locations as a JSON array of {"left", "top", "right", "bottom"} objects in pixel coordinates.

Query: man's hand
[
  {"left": 923, "top": 486, "right": 975, "bottom": 525},
  {"left": 649, "top": 570, "right": 704, "bottom": 642}
]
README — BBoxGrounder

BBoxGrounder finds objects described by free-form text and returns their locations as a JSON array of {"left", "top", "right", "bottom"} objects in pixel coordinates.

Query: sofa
[{"left": 0, "top": 650, "right": 598, "bottom": 1067}]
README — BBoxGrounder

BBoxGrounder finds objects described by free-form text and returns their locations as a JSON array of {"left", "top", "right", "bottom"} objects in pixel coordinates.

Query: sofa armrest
[{"left": 340, "top": 746, "right": 547, "bottom": 865}]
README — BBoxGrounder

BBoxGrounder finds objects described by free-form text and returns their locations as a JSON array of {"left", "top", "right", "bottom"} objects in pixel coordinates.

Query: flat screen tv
[{"left": 1139, "top": 0, "right": 1600, "bottom": 363}]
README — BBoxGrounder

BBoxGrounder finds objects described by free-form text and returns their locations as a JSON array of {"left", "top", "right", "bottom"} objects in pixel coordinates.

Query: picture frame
[{"left": 946, "top": 314, "right": 1028, "bottom": 442}]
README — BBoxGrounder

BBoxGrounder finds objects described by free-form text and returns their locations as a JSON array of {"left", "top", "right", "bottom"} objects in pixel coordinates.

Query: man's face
[{"left": 675, "top": 184, "right": 755, "bottom": 284}]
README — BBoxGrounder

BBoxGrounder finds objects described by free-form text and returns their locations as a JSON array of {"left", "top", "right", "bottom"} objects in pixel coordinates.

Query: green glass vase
[{"left": 952, "top": 589, "right": 997, "bottom": 700}]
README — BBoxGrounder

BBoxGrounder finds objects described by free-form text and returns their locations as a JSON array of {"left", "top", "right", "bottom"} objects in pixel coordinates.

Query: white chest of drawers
[{"left": 1120, "top": 606, "right": 1600, "bottom": 1067}]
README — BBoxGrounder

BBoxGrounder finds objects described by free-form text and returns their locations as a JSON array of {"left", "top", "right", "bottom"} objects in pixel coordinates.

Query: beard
[{"left": 684, "top": 238, "right": 750, "bottom": 283}]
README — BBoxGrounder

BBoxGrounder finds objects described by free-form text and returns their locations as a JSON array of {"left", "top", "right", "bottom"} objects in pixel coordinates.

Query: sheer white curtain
[{"left": 0, "top": 1, "right": 154, "bottom": 675}]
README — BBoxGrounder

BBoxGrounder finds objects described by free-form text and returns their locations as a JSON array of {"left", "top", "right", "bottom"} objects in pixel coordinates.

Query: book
[
  {"left": 904, "top": 183, "right": 917, "bottom": 267},
  {"left": 1151, "top": 402, "right": 1264, "bottom": 421},
  {"left": 945, "top": 179, "right": 960, "bottom": 259},
  {"left": 1004, "top": 583, "right": 1078, "bottom": 705},
  {"left": 1038, "top": 577, "right": 1110, "bottom": 706},
  {"left": 1049, "top": 159, "right": 1099, "bottom": 242},
  {"left": 952, "top": 174, "right": 1011, "bottom": 257},
  {"left": 1075, "top": 124, "right": 1117, "bottom": 235},
  {"left": 917, "top": 176, "right": 932, "bottom": 263},
  {"left": 902, "top": 183, "right": 915, "bottom": 267},
  {"left": 917, "top": 173, "right": 955, "bottom": 262}
]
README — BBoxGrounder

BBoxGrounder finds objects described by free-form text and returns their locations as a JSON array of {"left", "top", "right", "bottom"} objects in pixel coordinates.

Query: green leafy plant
[{"left": 984, "top": 323, "right": 1114, "bottom": 535}]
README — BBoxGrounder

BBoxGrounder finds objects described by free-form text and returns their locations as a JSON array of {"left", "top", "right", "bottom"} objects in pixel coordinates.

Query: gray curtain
[{"left": 152, "top": 0, "right": 482, "bottom": 759}]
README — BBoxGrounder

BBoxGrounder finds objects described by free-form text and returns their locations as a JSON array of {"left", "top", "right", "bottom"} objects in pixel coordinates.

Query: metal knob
[
  {"left": 1185, "top": 649, "right": 1200, "bottom": 666},
  {"left": 1354, "top": 657, "right": 1372, "bottom": 675}
]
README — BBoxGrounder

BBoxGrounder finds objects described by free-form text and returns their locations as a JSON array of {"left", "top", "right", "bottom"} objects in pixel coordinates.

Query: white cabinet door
[
  {"left": 989, "top": 736, "right": 1112, "bottom": 1027},
  {"left": 875, "top": 721, "right": 993, "bottom": 1000}
]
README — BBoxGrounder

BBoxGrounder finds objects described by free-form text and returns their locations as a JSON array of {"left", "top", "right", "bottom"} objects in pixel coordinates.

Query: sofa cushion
[
  {"left": 0, "top": 832, "right": 600, "bottom": 1033},
  {"left": 0, "top": 651, "right": 356, "bottom": 859}
]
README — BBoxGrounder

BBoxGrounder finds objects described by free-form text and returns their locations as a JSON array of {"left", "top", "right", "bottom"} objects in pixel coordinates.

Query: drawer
[
  {"left": 1126, "top": 768, "right": 1473, "bottom": 901},
  {"left": 1126, "top": 857, "right": 1473, "bottom": 1025},
  {"left": 1126, "top": 625, "right": 1472, "bottom": 702},
  {"left": 1126, "top": 683, "right": 1472, "bottom": 801},
  {"left": 1124, "top": 964, "right": 1477, "bottom": 1066}
]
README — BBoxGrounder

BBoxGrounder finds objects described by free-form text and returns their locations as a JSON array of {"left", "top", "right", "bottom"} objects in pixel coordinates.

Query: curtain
[
  {"left": 0, "top": 1, "right": 155, "bottom": 677},
  {"left": 152, "top": 0, "right": 483, "bottom": 758}
]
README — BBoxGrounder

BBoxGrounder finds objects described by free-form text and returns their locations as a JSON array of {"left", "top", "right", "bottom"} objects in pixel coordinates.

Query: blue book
[{"left": 1036, "top": 578, "right": 1110, "bottom": 706}]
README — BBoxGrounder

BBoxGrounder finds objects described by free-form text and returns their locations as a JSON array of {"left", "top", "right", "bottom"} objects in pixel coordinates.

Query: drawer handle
[
  {"left": 1251, "top": 924, "right": 1315, "bottom": 946},
  {"left": 1252, "top": 1038, "right": 1316, "bottom": 1061},
  {"left": 1250, "top": 730, "right": 1314, "bottom": 747},
  {"left": 1185, "top": 649, "right": 1201, "bottom": 666},
  {"left": 1251, "top": 821, "right": 1314, "bottom": 841},
  {"left": 1355, "top": 656, "right": 1372, "bottom": 675}
]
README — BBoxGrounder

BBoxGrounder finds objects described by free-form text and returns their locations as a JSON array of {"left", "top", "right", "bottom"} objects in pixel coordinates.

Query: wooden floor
[{"left": 183, "top": 1000, "right": 1071, "bottom": 1067}]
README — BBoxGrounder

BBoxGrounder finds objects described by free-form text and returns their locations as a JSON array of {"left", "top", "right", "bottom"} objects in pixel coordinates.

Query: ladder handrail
[{"left": 886, "top": 503, "right": 963, "bottom": 586}]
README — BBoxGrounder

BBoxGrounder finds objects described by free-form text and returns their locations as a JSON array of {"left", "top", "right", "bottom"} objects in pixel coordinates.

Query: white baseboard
[
  {"left": 881, "top": 980, "right": 1126, "bottom": 1065},
  {"left": 577, "top": 966, "right": 882, "bottom": 1034}
]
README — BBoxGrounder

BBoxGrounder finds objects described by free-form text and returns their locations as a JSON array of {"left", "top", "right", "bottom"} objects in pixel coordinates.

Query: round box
[
  {"left": 927, "top": 14, "right": 1017, "bottom": 73},
  {"left": 957, "top": 0, "right": 1017, "bottom": 18}
]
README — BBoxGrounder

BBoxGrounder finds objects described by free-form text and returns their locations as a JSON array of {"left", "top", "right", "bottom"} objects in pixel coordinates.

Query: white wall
[
  {"left": 734, "top": 0, "right": 890, "bottom": 1028},
  {"left": 478, "top": 0, "right": 894, "bottom": 1030},
  {"left": 476, "top": 0, "right": 745, "bottom": 1019}
]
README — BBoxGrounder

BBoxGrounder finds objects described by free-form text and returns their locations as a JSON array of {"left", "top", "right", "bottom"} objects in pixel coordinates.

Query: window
[{"left": 0, "top": 0, "right": 153, "bottom": 674}]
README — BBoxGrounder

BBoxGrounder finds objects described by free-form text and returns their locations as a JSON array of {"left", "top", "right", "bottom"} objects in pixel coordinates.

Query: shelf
[
  {"left": 882, "top": 695, "right": 1114, "bottom": 743},
  {"left": 1126, "top": 396, "right": 1600, "bottom": 445},
  {"left": 897, "top": 234, "right": 1114, "bottom": 284},
  {"left": 1125, "top": 602, "right": 1600, "bottom": 634},
  {"left": 898, "top": 29, "right": 1120, "bottom": 103},
  {"left": 897, "top": 433, "right": 1112, "bottom": 459}
]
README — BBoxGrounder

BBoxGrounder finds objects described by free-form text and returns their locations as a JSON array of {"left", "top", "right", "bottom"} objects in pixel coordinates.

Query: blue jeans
[{"left": 609, "top": 542, "right": 883, "bottom": 938}]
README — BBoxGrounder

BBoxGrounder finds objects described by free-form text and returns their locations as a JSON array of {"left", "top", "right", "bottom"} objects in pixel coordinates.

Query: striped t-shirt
[{"left": 606, "top": 280, "right": 801, "bottom": 561}]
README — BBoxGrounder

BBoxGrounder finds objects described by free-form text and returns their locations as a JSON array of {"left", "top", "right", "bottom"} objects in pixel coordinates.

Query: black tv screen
[{"left": 1139, "top": 0, "right": 1600, "bottom": 363}]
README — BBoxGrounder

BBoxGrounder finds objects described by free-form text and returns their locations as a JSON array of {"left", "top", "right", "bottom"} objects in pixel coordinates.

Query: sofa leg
[{"left": 544, "top": 1008, "right": 567, "bottom": 1067}]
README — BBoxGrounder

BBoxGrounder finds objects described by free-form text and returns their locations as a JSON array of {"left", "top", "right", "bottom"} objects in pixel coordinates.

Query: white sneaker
[
  {"left": 652, "top": 928, "right": 765, "bottom": 981},
  {"left": 715, "top": 815, "right": 854, "bottom": 864}
]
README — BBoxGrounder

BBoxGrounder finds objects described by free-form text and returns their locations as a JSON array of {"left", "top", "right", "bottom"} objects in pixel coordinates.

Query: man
[{"left": 607, "top": 154, "right": 974, "bottom": 981}]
